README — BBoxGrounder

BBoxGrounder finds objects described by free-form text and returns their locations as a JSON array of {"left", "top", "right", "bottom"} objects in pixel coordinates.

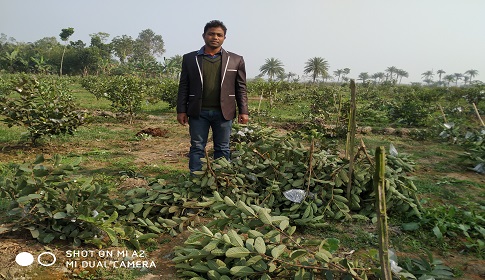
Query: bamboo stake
[
  {"left": 374, "top": 146, "right": 392, "bottom": 280},
  {"left": 346, "top": 80, "right": 357, "bottom": 202},
  {"left": 438, "top": 104, "right": 447, "bottom": 123},
  {"left": 257, "top": 90, "right": 264, "bottom": 113},
  {"left": 472, "top": 103, "right": 485, "bottom": 127}
]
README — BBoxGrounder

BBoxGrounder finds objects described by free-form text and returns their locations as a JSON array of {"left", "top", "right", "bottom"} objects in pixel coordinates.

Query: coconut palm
[
  {"left": 437, "top": 70, "right": 446, "bottom": 82},
  {"left": 453, "top": 73, "right": 463, "bottom": 86},
  {"left": 342, "top": 68, "right": 351, "bottom": 80},
  {"left": 259, "top": 57, "right": 284, "bottom": 81},
  {"left": 385, "top": 66, "right": 398, "bottom": 82},
  {"left": 396, "top": 69, "right": 409, "bottom": 84},
  {"left": 465, "top": 69, "right": 478, "bottom": 82},
  {"left": 371, "top": 72, "right": 385, "bottom": 83},
  {"left": 303, "top": 57, "right": 329, "bottom": 83},
  {"left": 358, "top": 72, "right": 370, "bottom": 83},
  {"left": 286, "top": 72, "right": 296, "bottom": 82},
  {"left": 421, "top": 70, "right": 434, "bottom": 84},
  {"left": 277, "top": 72, "right": 287, "bottom": 81},
  {"left": 443, "top": 75, "right": 454, "bottom": 86},
  {"left": 333, "top": 69, "right": 344, "bottom": 82}
]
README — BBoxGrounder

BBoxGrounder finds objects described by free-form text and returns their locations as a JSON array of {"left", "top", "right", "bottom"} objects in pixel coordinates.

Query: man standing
[{"left": 177, "top": 20, "right": 249, "bottom": 172}]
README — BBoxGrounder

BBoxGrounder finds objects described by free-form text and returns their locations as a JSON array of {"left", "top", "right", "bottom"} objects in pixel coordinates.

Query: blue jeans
[{"left": 189, "top": 109, "right": 232, "bottom": 172}]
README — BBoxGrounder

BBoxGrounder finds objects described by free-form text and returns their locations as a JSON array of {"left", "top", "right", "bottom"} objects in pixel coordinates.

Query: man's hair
[{"left": 204, "top": 20, "right": 227, "bottom": 35}]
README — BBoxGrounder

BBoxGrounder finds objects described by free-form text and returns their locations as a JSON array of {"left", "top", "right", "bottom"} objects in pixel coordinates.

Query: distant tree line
[
  {"left": 1, "top": 29, "right": 481, "bottom": 86},
  {"left": 0, "top": 28, "right": 182, "bottom": 78}
]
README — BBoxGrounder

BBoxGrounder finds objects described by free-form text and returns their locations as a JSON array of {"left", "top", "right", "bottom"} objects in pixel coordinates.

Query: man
[{"left": 177, "top": 20, "right": 249, "bottom": 172}]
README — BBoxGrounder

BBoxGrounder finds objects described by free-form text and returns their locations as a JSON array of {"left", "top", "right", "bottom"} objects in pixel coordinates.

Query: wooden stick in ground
[
  {"left": 346, "top": 80, "right": 357, "bottom": 202},
  {"left": 472, "top": 103, "right": 485, "bottom": 127},
  {"left": 438, "top": 104, "right": 447, "bottom": 123},
  {"left": 374, "top": 146, "right": 392, "bottom": 280}
]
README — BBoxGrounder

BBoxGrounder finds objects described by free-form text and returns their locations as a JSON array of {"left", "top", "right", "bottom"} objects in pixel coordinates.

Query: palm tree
[
  {"left": 443, "top": 75, "right": 454, "bottom": 86},
  {"left": 437, "top": 70, "right": 446, "bottom": 82},
  {"left": 421, "top": 70, "right": 434, "bottom": 84},
  {"left": 286, "top": 72, "right": 296, "bottom": 82},
  {"left": 453, "top": 73, "right": 463, "bottom": 86},
  {"left": 277, "top": 72, "right": 287, "bottom": 81},
  {"left": 396, "top": 69, "right": 409, "bottom": 84},
  {"left": 358, "top": 72, "right": 370, "bottom": 83},
  {"left": 385, "top": 66, "right": 398, "bottom": 82},
  {"left": 465, "top": 69, "right": 478, "bottom": 83},
  {"left": 343, "top": 68, "right": 351, "bottom": 80},
  {"left": 259, "top": 57, "right": 284, "bottom": 81},
  {"left": 303, "top": 57, "right": 329, "bottom": 83},
  {"left": 333, "top": 69, "right": 344, "bottom": 82},
  {"left": 371, "top": 72, "right": 385, "bottom": 84}
]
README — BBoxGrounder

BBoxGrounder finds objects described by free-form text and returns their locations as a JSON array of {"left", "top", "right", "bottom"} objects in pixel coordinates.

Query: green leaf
[
  {"left": 230, "top": 266, "right": 255, "bottom": 277},
  {"left": 271, "top": 244, "right": 286, "bottom": 259},
  {"left": 33, "top": 155, "right": 45, "bottom": 164},
  {"left": 228, "top": 229, "right": 244, "bottom": 247},
  {"left": 223, "top": 196, "right": 236, "bottom": 207},
  {"left": 254, "top": 237, "right": 266, "bottom": 254},
  {"left": 279, "top": 219, "right": 290, "bottom": 231},
  {"left": 246, "top": 255, "right": 263, "bottom": 265},
  {"left": 133, "top": 203, "right": 144, "bottom": 213},
  {"left": 433, "top": 225, "right": 443, "bottom": 239},
  {"left": 226, "top": 247, "right": 251, "bottom": 258},
  {"left": 106, "top": 211, "right": 118, "bottom": 223},
  {"left": 138, "top": 233, "right": 159, "bottom": 241},
  {"left": 29, "top": 228, "right": 40, "bottom": 239},
  {"left": 402, "top": 222, "right": 420, "bottom": 231},
  {"left": 289, "top": 249, "right": 307, "bottom": 260},
  {"left": 315, "top": 251, "right": 330, "bottom": 263},
  {"left": 53, "top": 212, "right": 67, "bottom": 219},
  {"left": 43, "top": 233, "right": 56, "bottom": 243},
  {"left": 257, "top": 208, "right": 272, "bottom": 225}
]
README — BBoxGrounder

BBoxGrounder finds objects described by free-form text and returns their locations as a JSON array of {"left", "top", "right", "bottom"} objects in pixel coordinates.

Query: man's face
[{"left": 203, "top": 27, "right": 225, "bottom": 49}]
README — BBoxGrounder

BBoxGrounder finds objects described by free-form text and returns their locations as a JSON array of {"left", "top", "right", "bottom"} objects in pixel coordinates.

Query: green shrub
[{"left": 0, "top": 74, "right": 85, "bottom": 145}]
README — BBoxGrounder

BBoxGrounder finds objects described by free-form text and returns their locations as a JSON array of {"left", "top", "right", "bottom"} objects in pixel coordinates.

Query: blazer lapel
[
  {"left": 195, "top": 55, "right": 204, "bottom": 88},
  {"left": 221, "top": 49, "right": 230, "bottom": 87}
]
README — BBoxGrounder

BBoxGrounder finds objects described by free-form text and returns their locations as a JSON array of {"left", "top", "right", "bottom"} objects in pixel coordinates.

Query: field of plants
[{"left": 0, "top": 73, "right": 484, "bottom": 280}]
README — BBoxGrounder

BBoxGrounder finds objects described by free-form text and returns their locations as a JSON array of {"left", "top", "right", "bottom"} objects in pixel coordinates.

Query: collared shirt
[{"left": 197, "top": 46, "right": 222, "bottom": 59}]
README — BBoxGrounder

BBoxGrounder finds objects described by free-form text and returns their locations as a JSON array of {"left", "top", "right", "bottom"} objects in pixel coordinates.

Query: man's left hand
[{"left": 238, "top": 114, "right": 249, "bottom": 124}]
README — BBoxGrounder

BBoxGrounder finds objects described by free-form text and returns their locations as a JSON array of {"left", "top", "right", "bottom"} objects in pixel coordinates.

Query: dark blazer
[{"left": 177, "top": 48, "right": 248, "bottom": 120}]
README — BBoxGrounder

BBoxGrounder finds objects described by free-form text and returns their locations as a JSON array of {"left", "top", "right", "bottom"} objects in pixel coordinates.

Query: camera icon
[{"left": 15, "top": 252, "right": 57, "bottom": 267}]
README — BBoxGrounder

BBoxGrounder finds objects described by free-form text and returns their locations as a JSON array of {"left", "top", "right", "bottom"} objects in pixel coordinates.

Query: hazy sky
[{"left": 1, "top": 0, "right": 484, "bottom": 83}]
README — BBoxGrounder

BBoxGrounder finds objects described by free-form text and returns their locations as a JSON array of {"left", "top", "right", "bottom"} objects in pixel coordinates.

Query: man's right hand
[{"left": 177, "top": 113, "right": 188, "bottom": 126}]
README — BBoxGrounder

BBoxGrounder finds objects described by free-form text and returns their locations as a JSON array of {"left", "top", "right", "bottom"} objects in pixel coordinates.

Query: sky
[{"left": 1, "top": 0, "right": 484, "bottom": 83}]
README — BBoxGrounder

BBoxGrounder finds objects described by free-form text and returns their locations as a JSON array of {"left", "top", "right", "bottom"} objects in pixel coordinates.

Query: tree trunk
[{"left": 60, "top": 45, "right": 67, "bottom": 76}]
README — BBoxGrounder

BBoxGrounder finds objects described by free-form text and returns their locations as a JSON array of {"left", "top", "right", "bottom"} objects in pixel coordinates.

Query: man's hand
[
  {"left": 238, "top": 114, "right": 249, "bottom": 124},
  {"left": 177, "top": 113, "right": 188, "bottom": 125}
]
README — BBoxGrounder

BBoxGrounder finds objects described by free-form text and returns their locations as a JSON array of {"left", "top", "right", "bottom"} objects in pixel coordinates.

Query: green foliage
[
  {"left": 81, "top": 75, "right": 179, "bottom": 121},
  {"left": 0, "top": 75, "right": 85, "bottom": 144},
  {"left": 145, "top": 77, "right": 179, "bottom": 109},
  {"left": 386, "top": 87, "right": 442, "bottom": 127},
  {"left": 193, "top": 123, "right": 421, "bottom": 225},
  {"left": 399, "top": 250, "right": 454, "bottom": 280},
  {"left": 402, "top": 204, "right": 485, "bottom": 257},
  {"left": 173, "top": 194, "right": 369, "bottom": 279},
  {"left": 81, "top": 75, "right": 145, "bottom": 123},
  {"left": 0, "top": 154, "right": 196, "bottom": 248},
  {"left": 0, "top": 154, "right": 121, "bottom": 246}
]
